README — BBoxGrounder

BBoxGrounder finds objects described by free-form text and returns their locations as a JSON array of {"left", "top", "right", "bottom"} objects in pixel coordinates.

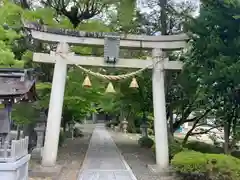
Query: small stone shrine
[{"left": 0, "top": 68, "right": 37, "bottom": 180}]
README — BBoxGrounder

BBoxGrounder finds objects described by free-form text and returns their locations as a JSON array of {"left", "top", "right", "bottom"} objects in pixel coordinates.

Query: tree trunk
[
  {"left": 182, "top": 130, "right": 191, "bottom": 145},
  {"left": 159, "top": 0, "right": 168, "bottom": 35},
  {"left": 63, "top": 121, "right": 67, "bottom": 132},
  {"left": 16, "top": 125, "right": 21, "bottom": 140},
  {"left": 169, "top": 109, "right": 174, "bottom": 135},
  {"left": 182, "top": 118, "right": 201, "bottom": 145},
  {"left": 20, "top": 0, "right": 30, "bottom": 9},
  {"left": 230, "top": 117, "right": 237, "bottom": 152},
  {"left": 223, "top": 121, "right": 230, "bottom": 154}
]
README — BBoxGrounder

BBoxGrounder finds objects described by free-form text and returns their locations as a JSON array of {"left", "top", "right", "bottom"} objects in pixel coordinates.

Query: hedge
[
  {"left": 171, "top": 150, "right": 240, "bottom": 180},
  {"left": 184, "top": 141, "right": 223, "bottom": 154}
]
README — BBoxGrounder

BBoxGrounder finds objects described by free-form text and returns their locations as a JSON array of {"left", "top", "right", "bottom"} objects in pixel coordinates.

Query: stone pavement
[{"left": 77, "top": 124, "right": 138, "bottom": 180}]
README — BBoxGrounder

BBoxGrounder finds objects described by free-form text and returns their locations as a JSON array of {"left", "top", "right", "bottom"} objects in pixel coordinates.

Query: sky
[{"left": 137, "top": 0, "right": 200, "bottom": 16}]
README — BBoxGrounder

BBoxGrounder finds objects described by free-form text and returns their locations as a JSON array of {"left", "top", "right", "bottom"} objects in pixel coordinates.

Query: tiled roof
[{"left": 0, "top": 68, "right": 36, "bottom": 100}]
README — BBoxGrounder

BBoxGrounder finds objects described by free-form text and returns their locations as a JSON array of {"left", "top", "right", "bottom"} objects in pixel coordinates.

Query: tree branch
[
  {"left": 190, "top": 126, "right": 222, "bottom": 136},
  {"left": 20, "top": 0, "right": 30, "bottom": 9}
]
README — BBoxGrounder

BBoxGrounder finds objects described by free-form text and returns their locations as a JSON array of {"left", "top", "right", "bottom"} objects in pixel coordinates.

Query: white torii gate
[{"left": 25, "top": 23, "right": 188, "bottom": 170}]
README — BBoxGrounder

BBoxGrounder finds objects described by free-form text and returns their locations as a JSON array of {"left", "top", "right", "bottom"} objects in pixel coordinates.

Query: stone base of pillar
[
  {"left": 0, "top": 154, "right": 31, "bottom": 180},
  {"left": 31, "top": 147, "right": 43, "bottom": 160},
  {"left": 29, "top": 164, "right": 62, "bottom": 178},
  {"left": 147, "top": 164, "right": 175, "bottom": 177}
]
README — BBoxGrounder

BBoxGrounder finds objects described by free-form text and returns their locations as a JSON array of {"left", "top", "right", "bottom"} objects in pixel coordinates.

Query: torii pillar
[
  {"left": 41, "top": 43, "right": 71, "bottom": 166},
  {"left": 152, "top": 49, "right": 169, "bottom": 168}
]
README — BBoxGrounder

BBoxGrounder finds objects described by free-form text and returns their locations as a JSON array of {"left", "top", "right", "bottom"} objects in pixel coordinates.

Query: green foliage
[
  {"left": 23, "top": 7, "right": 60, "bottom": 27},
  {"left": 0, "top": 1, "right": 23, "bottom": 27},
  {"left": 12, "top": 103, "right": 40, "bottom": 125},
  {"left": 147, "top": 128, "right": 154, "bottom": 136},
  {"left": 186, "top": 0, "right": 240, "bottom": 117},
  {"left": 184, "top": 141, "right": 223, "bottom": 154},
  {"left": 171, "top": 150, "right": 240, "bottom": 180},
  {"left": 0, "top": 1, "right": 23, "bottom": 67},
  {"left": 169, "top": 140, "right": 185, "bottom": 159},
  {"left": 36, "top": 82, "right": 52, "bottom": 107},
  {"left": 117, "top": 0, "right": 137, "bottom": 32},
  {"left": 63, "top": 68, "right": 103, "bottom": 123},
  {"left": 172, "top": 150, "right": 208, "bottom": 173},
  {"left": 138, "top": 136, "right": 154, "bottom": 148}
]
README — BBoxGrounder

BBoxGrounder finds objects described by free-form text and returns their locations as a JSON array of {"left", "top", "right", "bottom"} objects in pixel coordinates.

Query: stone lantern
[
  {"left": 140, "top": 113, "right": 149, "bottom": 137},
  {"left": 0, "top": 105, "right": 11, "bottom": 142},
  {"left": 68, "top": 121, "right": 75, "bottom": 139},
  {"left": 140, "top": 123, "right": 149, "bottom": 137},
  {"left": 121, "top": 118, "right": 128, "bottom": 133},
  {"left": 32, "top": 111, "right": 46, "bottom": 159}
]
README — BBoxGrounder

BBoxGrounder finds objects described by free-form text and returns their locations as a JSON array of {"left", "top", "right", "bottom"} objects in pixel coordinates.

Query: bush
[
  {"left": 184, "top": 141, "right": 223, "bottom": 154},
  {"left": 73, "top": 127, "right": 84, "bottom": 138},
  {"left": 138, "top": 136, "right": 154, "bottom": 148},
  {"left": 147, "top": 128, "right": 154, "bottom": 136},
  {"left": 171, "top": 150, "right": 240, "bottom": 180},
  {"left": 232, "top": 150, "right": 240, "bottom": 159},
  {"left": 169, "top": 139, "right": 185, "bottom": 159}
]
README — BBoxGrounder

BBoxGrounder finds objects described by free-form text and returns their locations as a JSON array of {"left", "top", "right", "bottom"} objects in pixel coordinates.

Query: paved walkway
[{"left": 77, "top": 124, "right": 137, "bottom": 180}]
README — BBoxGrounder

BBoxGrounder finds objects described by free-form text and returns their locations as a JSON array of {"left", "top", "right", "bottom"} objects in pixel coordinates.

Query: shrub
[
  {"left": 184, "top": 141, "right": 223, "bottom": 154},
  {"left": 232, "top": 150, "right": 240, "bottom": 159},
  {"left": 138, "top": 136, "right": 154, "bottom": 148},
  {"left": 147, "top": 128, "right": 154, "bottom": 136},
  {"left": 171, "top": 150, "right": 240, "bottom": 180},
  {"left": 169, "top": 139, "right": 184, "bottom": 159},
  {"left": 73, "top": 127, "right": 84, "bottom": 138}
]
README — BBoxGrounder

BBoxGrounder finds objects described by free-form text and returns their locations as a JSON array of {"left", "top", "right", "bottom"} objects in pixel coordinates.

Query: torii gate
[{"left": 24, "top": 22, "right": 189, "bottom": 169}]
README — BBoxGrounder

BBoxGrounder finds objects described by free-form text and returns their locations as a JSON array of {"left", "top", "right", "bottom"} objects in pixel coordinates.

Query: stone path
[
  {"left": 77, "top": 124, "right": 137, "bottom": 180},
  {"left": 110, "top": 132, "right": 174, "bottom": 180}
]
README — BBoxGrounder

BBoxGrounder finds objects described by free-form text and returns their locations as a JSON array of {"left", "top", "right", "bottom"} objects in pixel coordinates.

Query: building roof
[{"left": 0, "top": 68, "right": 37, "bottom": 103}]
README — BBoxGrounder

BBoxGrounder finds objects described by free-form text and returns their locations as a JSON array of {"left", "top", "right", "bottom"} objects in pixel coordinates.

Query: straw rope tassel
[
  {"left": 82, "top": 75, "right": 92, "bottom": 87},
  {"left": 105, "top": 82, "right": 116, "bottom": 93},
  {"left": 129, "top": 77, "right": 139, "bottom": 88}
]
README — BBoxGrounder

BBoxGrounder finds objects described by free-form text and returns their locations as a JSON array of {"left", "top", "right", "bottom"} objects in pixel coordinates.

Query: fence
[{"left": 0, "top": 136, "right": 28, "bottom": 162}]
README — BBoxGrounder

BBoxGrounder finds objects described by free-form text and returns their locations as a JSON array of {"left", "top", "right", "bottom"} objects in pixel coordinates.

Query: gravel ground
[
  {"left": 110, "top": 131, "right": 175, "bottom": 180},
  {"left": 29, "top": 123, "right": 95, "bottom": 180}
]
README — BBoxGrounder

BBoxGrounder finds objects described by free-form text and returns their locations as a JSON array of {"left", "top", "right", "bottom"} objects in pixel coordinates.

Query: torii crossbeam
[{"left": 24, "top": 22, "right": 189, "bottom": 170}]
